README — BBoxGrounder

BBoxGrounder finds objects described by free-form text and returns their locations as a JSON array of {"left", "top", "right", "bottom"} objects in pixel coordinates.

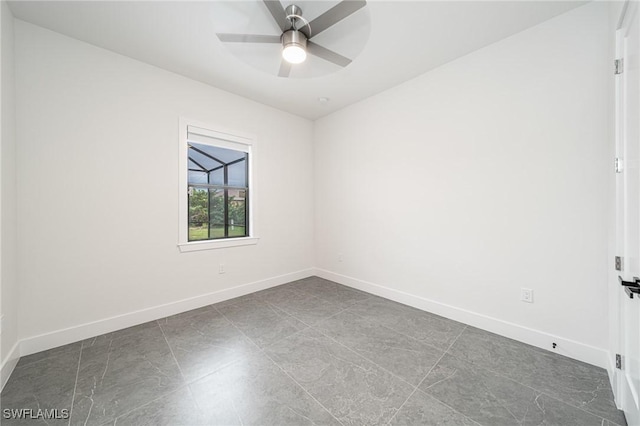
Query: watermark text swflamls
[{"left": 3, "top": 408, "right": 70, "bottom": 420}]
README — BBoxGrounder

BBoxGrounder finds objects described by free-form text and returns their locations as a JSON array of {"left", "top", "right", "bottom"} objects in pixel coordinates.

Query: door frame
[{"left": 613, "top": 2, "right": 640, "bottom": 423}]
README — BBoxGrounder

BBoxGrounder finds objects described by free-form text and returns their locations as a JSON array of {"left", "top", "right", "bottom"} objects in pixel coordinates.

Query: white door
[{"left": 617, "top": 1, "right": 640, "bottom": 425}]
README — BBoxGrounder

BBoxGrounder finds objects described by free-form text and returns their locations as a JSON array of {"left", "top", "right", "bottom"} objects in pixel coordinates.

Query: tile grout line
[
  {"left": 261, "top": 293, "right": 349, "bottom": 320},
  {"left": 418, "top": 392, "right": 484, "bottom": 426},
  {"left": 291, "top": 285, "right": 623, "bottom": 426},
  {"left": 251, "top": 281, "right": 368, "bottom": 323},
  {"left": 249, "top": 297, "right": 363, "bottom": 350},
  {"left": 385, "top": 325, "right": 469, "bottom": 425},
  {"left": 344, "top": 292, "right": 624, "bottom": 426},
  {"left": 294, "top": 299, "right": 467, "bottom": 394},
  {"left": 418, "top": 325, "right": 621, "bottom": 426},
  {"left": 109, "top": 318, "right": 242, "bottom": 425},
  {"left": 420, "top": 333, "right": 527, "bottom": 426},
  {"left": 409, "top": 388, "right": 483, "bottom": 426},
  {"left": 250, "top": 290, "right": 380, "bottom": 355},
  {"left": 213, "top": 305, "right": 346, "bottom": 426},
  {"left": 344, "top": 301, "right": 464, "bottom": 356},
  {"left": 407, "top": 391, "right": 484, "bottom": 426},
  {"left": 420, "top": 325, "right": 485, "bottom": 426},
  {"left": 108, "top": 385, "right": 191, "bottom": 424},
  {"left": 266, "top": 298, "right": 355, "bottom": 326},
  {"left": 67, "top": 341, "right": 84, "bottom": 426},
  {"left": 260, "top": 349, "right": 347, "bottom": 426},
  {"left": 294, "top": 283, "right": 372, "bottom": 307},
  {"left": 305, "top": 322, "right": 480, "bottom": 423},
  {"left": 152, "top": 309, "right": 257, "bottom": 387},
  {"left": 238, "top": 283, "right": 482, "bottom": 422},
  {"left": 211, "top": 306, "right": 265, "bottom": 352},
  {"left": 156, "top": 319, "right": 188, "bottom": 384},
  {"left": 17, "top": 279, "right": 620, "bottom": 426},
  {"left": 441, "top": 347, "right": 622, "bottom": 426},
  {"left": 153, "top": 319, "right": 215, "bottom": 423},
  {"left": 309, "top": 324, "right": 421, "bottom": 391},
  {"left": 110, "top": 362, "right": 248, "bottom": 425},
  {"left": 440, "top": 327, "right": 622, "bottom": 422},
  {"left": 218, "top": 288, "right": 350, "bottom": 354}
]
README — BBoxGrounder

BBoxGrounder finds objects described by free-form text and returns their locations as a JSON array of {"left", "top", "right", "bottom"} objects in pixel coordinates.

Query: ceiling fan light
[
  {"left": 283, "top": 45, "right": 306, "bottom": 64},
  {"left": 282, "top": 30, "right": 307, "bottom": 64}
]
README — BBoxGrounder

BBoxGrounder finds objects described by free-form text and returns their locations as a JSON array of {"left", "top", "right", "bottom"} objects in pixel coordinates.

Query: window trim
[{"left": 178, "top": 118, "right": 258, "bottom": 252}]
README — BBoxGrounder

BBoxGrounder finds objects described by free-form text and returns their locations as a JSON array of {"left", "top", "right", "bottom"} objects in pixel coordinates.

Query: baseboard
[
  {"left": 9, "top": 267, "right": 610, "bottom": 388},
  {"left": 314, "top": 268, "right": 609, "bottom": 370},
  {"left": 1, "top": 341, "right": 20, "bottom": 391},
  {"left": 19, "top": 268, "right": 314, "bottom": 358}
]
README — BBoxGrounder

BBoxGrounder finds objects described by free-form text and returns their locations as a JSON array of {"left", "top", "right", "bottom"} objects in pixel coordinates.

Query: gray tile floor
[{"left": 0, "top": 276, "right": 627, "bottom": 426}]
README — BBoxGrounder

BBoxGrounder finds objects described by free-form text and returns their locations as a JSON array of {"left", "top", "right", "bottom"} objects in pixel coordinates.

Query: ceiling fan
[{"left": 216, "top": 0, "right": 366, "bottom": 77}]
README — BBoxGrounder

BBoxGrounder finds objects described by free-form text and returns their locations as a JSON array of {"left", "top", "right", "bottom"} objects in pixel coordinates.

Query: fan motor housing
[{"left": 281, "top": 29, "right": 308, "bottom": 49}]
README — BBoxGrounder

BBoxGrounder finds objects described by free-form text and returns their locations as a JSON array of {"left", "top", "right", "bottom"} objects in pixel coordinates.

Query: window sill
[{"left": 178, "top": 237, "right": 259, "bottom": 252}]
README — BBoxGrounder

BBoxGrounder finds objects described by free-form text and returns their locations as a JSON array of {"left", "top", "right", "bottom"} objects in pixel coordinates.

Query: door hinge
[
  {"left": 615, "top": 58, "right": 624, "bottom": 75},
  {"left": 615, "top": 158, "right": 624, "bottom": 173},
  {"left": 616, "top": 256, "right": 623, "bottom": 271},
  {"left": 616, "top": 353, "right": 622, "bottom": 369}
]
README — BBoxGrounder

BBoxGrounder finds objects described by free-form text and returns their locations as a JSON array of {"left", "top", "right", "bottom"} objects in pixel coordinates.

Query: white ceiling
[{"left": 8, "top": 0, "right": 586, "bottom": 120}]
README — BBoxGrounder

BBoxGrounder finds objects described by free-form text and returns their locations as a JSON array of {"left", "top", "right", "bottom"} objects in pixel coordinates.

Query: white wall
[
  {"left": 6, "top": 1, "right": 616, "bottom": 373},
  {"left": 14, "top": 21, "right": 314, "bottom": 349},
  {"left": 1, "top": 0, "right": 19, "bottom": 385},
  {"left": 314, "top": 2, "right": 611, "bottom": 365}
]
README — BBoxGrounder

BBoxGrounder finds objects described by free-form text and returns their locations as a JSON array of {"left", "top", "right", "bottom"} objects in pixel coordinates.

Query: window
[
  {"left": 178, "top": 121, "right": 258, "bottom": 252},
  {"left": 188, "top": 142, "right": 248, "bottom": 240}
]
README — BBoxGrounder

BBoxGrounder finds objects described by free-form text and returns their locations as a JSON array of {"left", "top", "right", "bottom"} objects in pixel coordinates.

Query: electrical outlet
[
  {"left": 219, "top": 263, "right": 225, "bottom": 274},
  {"left": 521, "top": 288, "right": 533, "bottom": 303}
]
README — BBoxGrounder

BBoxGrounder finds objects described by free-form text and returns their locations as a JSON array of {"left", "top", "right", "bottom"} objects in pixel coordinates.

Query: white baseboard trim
[
  {"left": 19, "top": 268, "right": 314, "bottom": 358},
  {"left": 7, "top": 267, "right": 611, "bottom": 389},
  {"left": 314, "top": 268, "right": 609, "bottom": 370},
  {"left": 1, "top": 341, "right": 20, "bottom": 391}
]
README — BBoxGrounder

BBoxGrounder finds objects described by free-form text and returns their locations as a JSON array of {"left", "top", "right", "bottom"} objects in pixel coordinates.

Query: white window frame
[{"left": 178, "top": 118, "right": 259, "bottom": 252}]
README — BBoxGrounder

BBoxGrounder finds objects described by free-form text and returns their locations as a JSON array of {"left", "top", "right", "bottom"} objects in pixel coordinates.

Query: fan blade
[
  {"left": 278, "top": 60, "right": 292, "bottom": 77},
  {"left": 217, "top": 34, "right": 280, "bottom": 43},
  {"left": 307, "top": 42, "right": 352, "bottom": 67},
  {"left": 263, "top": 0, "right": 289, "bottom": 32},
  {"left": 301, "top": 0, "right": 366, "bottom": 38}
]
